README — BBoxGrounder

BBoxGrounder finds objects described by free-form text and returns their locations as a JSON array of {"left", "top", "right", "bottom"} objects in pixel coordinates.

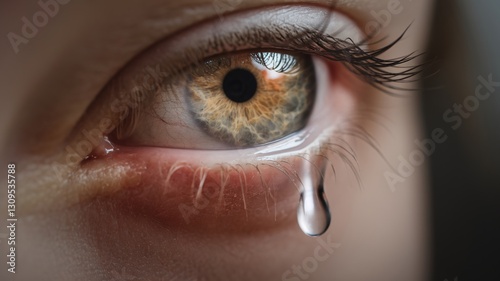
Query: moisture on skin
[{"left": 187, "top": 52, "right": 315, "bottom": 147}]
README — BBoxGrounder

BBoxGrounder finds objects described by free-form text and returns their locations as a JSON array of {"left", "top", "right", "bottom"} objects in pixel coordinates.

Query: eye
[
  {"left": 71, "top": 5, "right": 421, "bottom": 236},
  {"left": 115, "top": 51, "right": 316, "bottom": 149}
]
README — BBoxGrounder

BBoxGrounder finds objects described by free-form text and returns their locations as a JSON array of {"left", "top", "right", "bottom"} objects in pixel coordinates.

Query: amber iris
[{"left": 187, "top": 52, "right": 316, "bottom": 147}]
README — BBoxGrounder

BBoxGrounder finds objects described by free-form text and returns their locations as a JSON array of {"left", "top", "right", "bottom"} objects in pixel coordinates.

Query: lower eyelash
[
  {"left": 165, "top": 112, "right": 396, "bottom": 231},
  {"left": 156, "top": 123, "right": 364, "bottom": 217}
]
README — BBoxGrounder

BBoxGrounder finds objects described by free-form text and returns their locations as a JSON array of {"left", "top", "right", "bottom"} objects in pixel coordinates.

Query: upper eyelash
[
  {"left": 289, "top": 26, "right": 425, "bottom": 94},
  {"left": 175, "top": 25, "right": 424, "bottom": 96}
]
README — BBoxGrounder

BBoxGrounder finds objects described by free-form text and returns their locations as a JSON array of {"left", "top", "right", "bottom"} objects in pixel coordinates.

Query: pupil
[{"left": 222, "top": 68, "right": 258, "bottom": 103}]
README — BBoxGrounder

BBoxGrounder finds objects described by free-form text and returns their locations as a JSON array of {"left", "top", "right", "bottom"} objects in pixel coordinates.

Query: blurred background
[{"left": 422, "top": 0, "right": 500, "bottom": 279}]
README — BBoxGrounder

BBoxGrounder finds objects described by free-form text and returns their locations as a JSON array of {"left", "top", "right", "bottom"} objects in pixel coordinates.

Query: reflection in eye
[{"left": 187, "top": 52, "right": 315, "bottom": 147}]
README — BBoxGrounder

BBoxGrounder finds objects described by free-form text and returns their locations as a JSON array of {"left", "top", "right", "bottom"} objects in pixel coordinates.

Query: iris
[{"left": 187, "top": 52, "right": 316, "bottom": 147}]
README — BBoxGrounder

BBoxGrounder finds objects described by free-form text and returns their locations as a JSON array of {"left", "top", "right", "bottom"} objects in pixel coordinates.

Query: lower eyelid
[{"left": 78, "top": 146, "right": 306, "bottom": 233}]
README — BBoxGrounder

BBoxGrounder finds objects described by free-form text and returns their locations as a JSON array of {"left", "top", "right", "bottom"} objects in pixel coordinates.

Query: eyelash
[
  {"left": 295, "top": 26, "right": 425, "bottom": 94},
  {"left": 189, "top": 25, "right": 421, "bottom": 88}
]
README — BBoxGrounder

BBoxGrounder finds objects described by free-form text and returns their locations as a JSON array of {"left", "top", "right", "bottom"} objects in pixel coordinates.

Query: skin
[{"left": 0, "top": 0, "right": 433, "bottom": 280}]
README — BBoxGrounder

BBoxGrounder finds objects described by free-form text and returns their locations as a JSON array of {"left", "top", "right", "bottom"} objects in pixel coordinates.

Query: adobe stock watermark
[
  {"left": 385, "top": 74, "right": 500, "bottom": 191},
  {"left": 365, "top": 0, "right": 413, "bottom": 37},
  {"left": 281, "top": 233, "right": 341, "bottom": 281},
  {"left": 6, "top": 0, "right": 73, "bottom": 54},
  {"left": 212, "top": 0, "right": 242, "bottom": 21}
]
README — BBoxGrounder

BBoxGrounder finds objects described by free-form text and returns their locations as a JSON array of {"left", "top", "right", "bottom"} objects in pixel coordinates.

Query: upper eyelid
[{"left": 107, "top": 5, "right": 421, "bottom": 100}]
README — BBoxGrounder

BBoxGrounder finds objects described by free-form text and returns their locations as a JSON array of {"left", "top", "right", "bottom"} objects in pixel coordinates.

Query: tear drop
[
  {"left": 89, "top": 136, "right": 116, "bottom": 158},
  {"left": 297, "top": 156, "right": 331, "bottom": 236}
]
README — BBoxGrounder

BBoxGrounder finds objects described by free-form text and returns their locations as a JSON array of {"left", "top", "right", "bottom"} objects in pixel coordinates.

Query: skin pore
[{"left": 0, "top": 0, "right": 433, "bottom": 280}]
